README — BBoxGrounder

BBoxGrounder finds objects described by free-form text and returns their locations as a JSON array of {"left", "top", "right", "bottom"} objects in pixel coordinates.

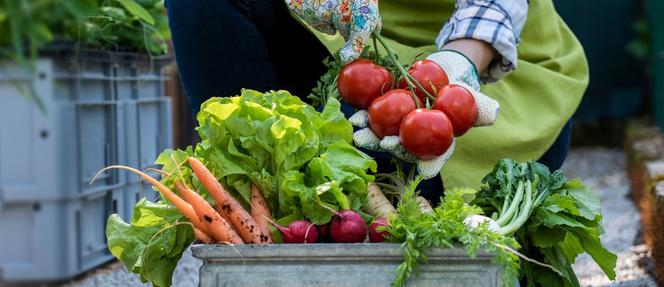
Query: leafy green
[
  {"left": 473, "top": 159, "right": 617, "bottom": 286},
  {"left": 386, "top": 179, "right": 520, "bottom": 287},
  {"left": 106, "top": 199, "right": 195, "bottom": 287},
  {"left": 115, "top": 0, "right": 154, "bottom": 25},
  {"left": 194, "top": 89, "right": 376, "bottom": 224},
  {"left": 308, "top": 56, "right": 341, "bottom": 108}
]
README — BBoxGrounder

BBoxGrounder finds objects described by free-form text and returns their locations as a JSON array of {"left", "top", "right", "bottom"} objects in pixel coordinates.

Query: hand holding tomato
[{"left": 341, "top": 50, "right": 500, "bottom": 180}]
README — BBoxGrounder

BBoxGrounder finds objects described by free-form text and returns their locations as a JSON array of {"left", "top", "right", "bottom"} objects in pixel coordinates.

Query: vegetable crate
[
  {"left": 192, "top": 243, "right": 503, "bottom": 287},
  {"left": 0, "top": 46, "right": 172, "bottom": 283}
]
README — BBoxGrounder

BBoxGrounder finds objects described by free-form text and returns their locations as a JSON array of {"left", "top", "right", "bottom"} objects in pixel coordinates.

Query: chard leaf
[
  {"left": 542, "top": 193, "right": 579, "bottom": 215},
  {"left": 569, "top": 228, "right": 617, "bottom": 279},
  {"left": 473, "top": 159, "right": 616, "bottom": 286},
  {"left": 565, "top": 179, "right": 602, "bottom": 220},
  {"left": 532, "top": 208, "right": 585, "bottom": 229},
  {"left": 106, "top": 199, "right": 194, "bottom": 287},
  {"left": 531, "top": 226, "right": 566, "bottom": 248}
]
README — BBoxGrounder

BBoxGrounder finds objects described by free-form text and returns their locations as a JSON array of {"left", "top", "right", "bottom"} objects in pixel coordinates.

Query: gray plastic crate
[
  {"left": 0, "top": 47, "right": 172, "bottom": 283},
  {"left": 0, "top": 188, "right": 128, "bottom": 282},
  {"left": 0, "top": 48, "right": 170, "bottom": 202}
]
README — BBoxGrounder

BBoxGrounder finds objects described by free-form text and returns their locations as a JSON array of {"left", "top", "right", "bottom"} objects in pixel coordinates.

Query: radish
[
  {"left": 369, "top": 217, "right": 388, "bottom": 242},
  {"left": 316, "top": 223, "right": 331, "bottom": 243},
  {"left": 330, "top": 210, "right": 368, "bottom": 243},
  {"left": 268, "top": 218, "right": 318, "bottom": 244}
]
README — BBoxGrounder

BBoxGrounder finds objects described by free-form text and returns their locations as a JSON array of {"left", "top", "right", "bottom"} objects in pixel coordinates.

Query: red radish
[
  {"left": 433, "top": 84, "right": 478, "bottom": 136},
  {"left": 316, "top": 223, "right": 331, "bottom": 243},
  {"left": 369, "top": 217, "right": 388, "bottom": 242},
  {"left": 338, "top": 59, "right": 393, "bottom": 109},
  {"left": 330, "top": 210, "right": 368, "bottom": 243},
  {"left": 398, "top": 59, "right": 449, "bottom": 101},
  {"left": 367, "top": 89, "right": 422, "bottom": 139},
  {"left": 399, "top": 109, "right": 454, "bottom": 160},
  {"left": 268, "top": 219, "right": 318, "bottom": 244}
]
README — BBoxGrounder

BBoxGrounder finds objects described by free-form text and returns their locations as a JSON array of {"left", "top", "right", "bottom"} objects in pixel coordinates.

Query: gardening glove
[
  {"left": 349, "top": 50, "right": 501, "bottom": 179},
  {"left": 349, "top": 111, "right": 456, "bottom": 180},
  {"left": 426, "top": 50, "right": 500, "bottom": 126},
  {"left": 285, "top": 0, "right": 380, "bottom": 63}
]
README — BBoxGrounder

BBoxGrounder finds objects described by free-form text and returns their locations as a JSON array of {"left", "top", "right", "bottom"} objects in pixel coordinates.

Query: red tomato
[
  {"left": 433, "top": 84, "right": 478, "bottom": 136},
  {"left": 399, "top": 109, "right": 454, "bottom": 160},
  {"left": 398, "top": 60, "right": 449, "bottom": 101},
  {"left": 338, "top": 59, "right": 393, "bottom": 109},
  {"left": 368, "top": 89, "right": 422, "bottom": 139}
]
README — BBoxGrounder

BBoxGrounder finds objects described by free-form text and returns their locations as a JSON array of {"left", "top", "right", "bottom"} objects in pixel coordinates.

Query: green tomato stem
[
  {"left": 373, "top": 36, "right": 380, "bottom": 63},
  {"left": 373, "top": 32, "right": 421, "bottom": 109},
  {"left": 405, "top": 73, "right": 437, "bottom": 102}
]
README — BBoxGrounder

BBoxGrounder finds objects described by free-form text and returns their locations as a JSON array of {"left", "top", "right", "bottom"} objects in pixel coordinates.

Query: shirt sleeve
[{"left": 436, "top": 0, "right": 529, "bottom": 82}]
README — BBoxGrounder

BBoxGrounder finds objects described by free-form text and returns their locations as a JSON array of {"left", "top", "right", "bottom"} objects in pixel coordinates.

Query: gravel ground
[
  {"left": 64, "top": 147, "right": 655, "bottom": 287},
  {"left": 564, "top": 148, "right": 657, "bottom": 287},
  {"left": 63, "top": 248, "right": 200, "bottom": 287}
]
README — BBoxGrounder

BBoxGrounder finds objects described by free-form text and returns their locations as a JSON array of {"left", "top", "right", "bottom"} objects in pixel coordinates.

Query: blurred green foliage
[
  {"left": 627, "top": 19, "right": 650, "bottom": 61},
  {"left": 0, "top": 0, "right": 170, "bottom": 110}
]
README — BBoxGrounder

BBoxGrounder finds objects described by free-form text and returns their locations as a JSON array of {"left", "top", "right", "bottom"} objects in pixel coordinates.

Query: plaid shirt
[{"left": 437, "top": 0, "right": 529, "bottom": 82}]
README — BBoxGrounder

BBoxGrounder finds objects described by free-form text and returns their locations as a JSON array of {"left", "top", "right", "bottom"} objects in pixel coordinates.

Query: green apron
[{"left": 308, "top": 0, "right": 589, "bottom": 189}]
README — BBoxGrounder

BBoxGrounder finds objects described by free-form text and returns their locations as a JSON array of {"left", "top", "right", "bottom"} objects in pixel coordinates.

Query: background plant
[{"left": 0, "top": 0, "right": 170, "bottom": 110}]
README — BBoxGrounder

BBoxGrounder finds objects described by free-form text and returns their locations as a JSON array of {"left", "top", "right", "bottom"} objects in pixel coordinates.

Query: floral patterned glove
[
  {"left": 350, "top": 50, "right": 501, "bottom": 179},
  {"left": 285, "top": 0, "right": 381, "bottom": 63}
]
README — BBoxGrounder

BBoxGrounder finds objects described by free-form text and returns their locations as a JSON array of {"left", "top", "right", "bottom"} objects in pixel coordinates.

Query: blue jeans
[{"left": 165, "top": 0, "right": 571, "bottom": 205}]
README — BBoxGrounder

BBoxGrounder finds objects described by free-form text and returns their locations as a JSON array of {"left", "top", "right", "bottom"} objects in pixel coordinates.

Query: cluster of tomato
[{"left": 338, "top": 58, "right": 479, "bottom": 160}]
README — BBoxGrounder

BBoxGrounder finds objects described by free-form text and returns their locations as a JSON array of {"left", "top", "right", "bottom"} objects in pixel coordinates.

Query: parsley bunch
[{"left": 385, "top": 179, "right": 520, "bottom": 287}]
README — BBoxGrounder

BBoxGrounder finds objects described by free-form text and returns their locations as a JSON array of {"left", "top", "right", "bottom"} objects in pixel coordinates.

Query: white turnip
[{"left": 463, "top": 215, "right": 500, "bottom": 233}]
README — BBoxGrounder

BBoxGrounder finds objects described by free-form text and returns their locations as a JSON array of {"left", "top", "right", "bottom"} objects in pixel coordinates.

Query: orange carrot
[
  {"left": 92, "top": 165, "right": 210, "bottom": 235},
  {"left": 188, "top": 157, "right": 272, "bottom": 244},
  {"left": 250, "top": 184, "right": 273, "bottom": 242},
  {"left": 175, "top": 182, "right": 244, "bottom": 244},
  {"left": 194, "top": 228, "right": 214, "bottom": 244}
]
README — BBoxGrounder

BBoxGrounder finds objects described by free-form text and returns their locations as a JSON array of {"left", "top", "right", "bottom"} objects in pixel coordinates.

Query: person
[{"left": 164, "top": 0, "right": 587, "bottom": 204}]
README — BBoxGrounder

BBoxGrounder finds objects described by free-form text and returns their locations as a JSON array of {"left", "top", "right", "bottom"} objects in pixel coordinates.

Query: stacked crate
[{"left": 0, "top": 47, "right": 171, "bottom": 283}]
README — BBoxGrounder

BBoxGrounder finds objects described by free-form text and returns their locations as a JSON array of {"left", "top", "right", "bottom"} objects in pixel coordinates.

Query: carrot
[
  {"left": 363, "top": 182, "right": 396, "bottom": 218},
  {"left": 188, "top": 157, "right": 272, "bottom": 244},
  {"left": 174, "top": 182, "right": 243, "bottom": 244},
  {"left": 92, "top": 165, "right": 210, "bottom": 235},
  {"left": 416, "top": 196, "right": 433, "bottom": 214},
  {"left": 194, "top": 228, "right": 214, "bottom": 244},
  {"left": 250, "top": 184, "right": 273, "bottom": 241}
]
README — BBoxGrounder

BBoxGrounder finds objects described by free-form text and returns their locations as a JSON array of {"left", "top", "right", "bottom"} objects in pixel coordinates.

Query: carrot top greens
[{"left": 385, "top": 178, "right": 520, "bottom": 287}]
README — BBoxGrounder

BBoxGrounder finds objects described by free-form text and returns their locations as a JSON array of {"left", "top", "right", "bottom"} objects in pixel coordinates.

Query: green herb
[
  {"left": 308, "top": 56, "right": 341, "bottom": 108},
  {"left": 106, "top": 199, "right": 195, "bottom": 287},
  {"left": 386, "top": 178, "right": 520, "bottom": 287},
  {"left": 307, "top": 46, "right": 400, "bottom": 109},
  {"left": 473, "top": 159, "right": 617, "bottom": 286}
]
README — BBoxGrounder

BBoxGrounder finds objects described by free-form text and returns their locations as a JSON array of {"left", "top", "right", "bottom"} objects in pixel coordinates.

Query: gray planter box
[{"left": 192, "top": 243, "right": 502, "bottom": 287}]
